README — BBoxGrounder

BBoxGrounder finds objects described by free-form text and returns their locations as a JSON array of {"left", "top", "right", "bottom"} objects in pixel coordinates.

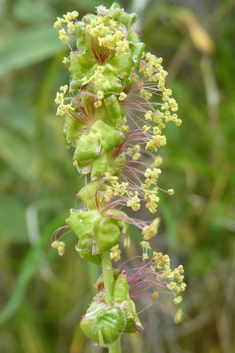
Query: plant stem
[
  {"left": 101, "top": 250, "right": 115, "bottom": 306},
  {"left": 109, "top": 338, "right": 122, "bottom": 353},
  {"left": 101, "top": 251, "right": 122, "bottom": 352}
]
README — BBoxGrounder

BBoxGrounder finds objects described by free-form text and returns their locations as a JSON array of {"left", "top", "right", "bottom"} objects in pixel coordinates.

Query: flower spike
[{"left": 52, "top": 3, "right": 185, "bottom": 350}]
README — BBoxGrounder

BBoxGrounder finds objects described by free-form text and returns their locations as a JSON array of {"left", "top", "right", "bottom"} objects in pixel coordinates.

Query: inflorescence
[{"left": 52, "top": 3, "right": 185, "bottom": 348}]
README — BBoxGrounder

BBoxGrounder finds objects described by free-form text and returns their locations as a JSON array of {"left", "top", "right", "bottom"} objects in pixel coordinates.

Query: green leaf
[
  {"left": 13, "top": 0, "right": 55, "bottom": 24},
  {"left": 0, "top": 127, "right": 39, "bottom": 180},
  {"left": 0, "top": 99, "right": 36, "bottom": 139},
  {"left": 0, "top": 26, "right": 69, "bottom": 77},
  {"left": 0, "top": 196, "right": 28, "bottom": 243},
  {"left": 0, "top": 211, "right": 67, "bottom": 325}
]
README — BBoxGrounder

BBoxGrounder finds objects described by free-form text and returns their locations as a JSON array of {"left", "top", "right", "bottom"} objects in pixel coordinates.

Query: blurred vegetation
[{"left": 0, "top": 0, "right": 235, "bottom": 352}]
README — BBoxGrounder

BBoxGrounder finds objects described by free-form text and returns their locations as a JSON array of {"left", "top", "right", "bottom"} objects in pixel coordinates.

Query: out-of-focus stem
[
  {"left": 109, "top": 338, "right": 122, "bottom": 353},
  {"left": 101, "top": 251, "right": 122, "bottom": 352},
  {"left": 101, "top": 250, "right": 115, "bottom": 306}
]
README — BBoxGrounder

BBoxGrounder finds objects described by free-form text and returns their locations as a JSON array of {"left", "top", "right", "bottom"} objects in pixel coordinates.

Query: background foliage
[{"left": 1, "top": 0, "right": 235, "bottom": 352}]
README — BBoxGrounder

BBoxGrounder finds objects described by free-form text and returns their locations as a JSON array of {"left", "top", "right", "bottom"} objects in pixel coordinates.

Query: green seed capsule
[
  {"left": 109, "top": 4, "right": 121, "bottom": 20},
  {"left": 96, "top": 217, "right": 121, "bottom": 254},
  {"left": 74, "top": 24, "right": 83, "bottom": 47},
  {"left": 91, "top": 152, "right": 109, "bottom": 180},
  {"left": 80, "top": 303, "right": 125, "bottom": 347},
  {"left": 91, "top": 119, "right": 122, "bottom": 152},
  {"left": 70, "top": 52, "right": 96, "bottom": 87},
  {"left": 64, "top": 116, "right": 83, "bottom": 147},
  {"left": 107, "top": 53, "right": 133, "bottom": 81},
  {"left": 104, "top": 94, "right": 124, "bottom": 125},
  {"left": 66, "top": 210, "right": 102, "bottom": 240},
  {"left": 75, "top": 237, "right": 101, "bottom": 265},
  {"left": 74, "top": 132, "right": 101, "bottom": 161},
  {"left": 105, "top": 208, "right": 129, "bottom": 234},
  {"left": 118, "top": 11, "right": 130, "bottom": 26},
  {"left": 78, "top": 179, "right": 105, "bottom": 210},
  {"left": 131, "top": 42, "right": 145, "bottom": 65}
]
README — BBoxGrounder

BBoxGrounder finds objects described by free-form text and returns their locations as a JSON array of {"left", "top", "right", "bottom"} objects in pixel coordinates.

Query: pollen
[
  {"left": 142, "top": 217, "right": 160, "bottom": 240},
  {"left": 94, "top": 100, "right": 102, "bottom": 108},
  {"left": 144, "top": 110, "right": 153, "bottom": 121},
  {"left": 104, "top": 172, "right": 119, "bottom": 184},
  {"left": 174, "top": 308, "right": 183, "bottom": 324},
  {"left": 51, "top": 241, "right": 65, "bottom": 256},
  {"left": 168, "top": 189, "right": 174, "bottom": 195},
  {"left": 110, "top": 245, "right": 121, "bottom": 262},
  {"left": 127, "top": 191, "right": 141, "bottom": 211},
  {"left": 151, "top": 156, "right": 163, "bottom": 168},
  {"left": 140, "top": 241, "right": 151, "bottom": 250},
  {"left": 174, "top": 296, "right": 182, "bottom": 304},
  {"left": 143, "top": 125, "right": 151, "bottom": 133},
  {"left": 151, "top": 291, "right": 159, "bottom": 299},
  {"left": 104, "top": 186, "right": 114, "bottom": 201},
  {"left": 119, "top": 92, "right": 127, "bottom": 101},
  {"left": 62, "top": 57, "right": 70, "bottom": 65},
  {"left": 97, "top": 90, "right": 104, "bottom": 100},
  {"left": 60, "top": 85, "right": 68, "bottom": 94},
  {"left": 142, "top": 253, "right": 149, "bottom": 261}
]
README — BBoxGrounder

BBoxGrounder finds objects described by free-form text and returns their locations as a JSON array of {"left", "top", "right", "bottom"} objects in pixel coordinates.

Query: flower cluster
[{"left": 52, "top": 3, "right": 185, "bottom": 349}]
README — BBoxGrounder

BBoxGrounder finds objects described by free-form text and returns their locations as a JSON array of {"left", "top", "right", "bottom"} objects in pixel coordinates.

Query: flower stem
[
  {"left": 101, "top": 250, "right": 115, "bottom": 306},
  {"left": 101, "top": 251, "right": 122, "bottom": 353},
  {"left": 109, "top": 338, "right": 122, "bottom": 353}
]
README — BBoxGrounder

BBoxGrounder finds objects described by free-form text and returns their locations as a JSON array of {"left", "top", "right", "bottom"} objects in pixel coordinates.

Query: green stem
[
  {"left": 101, "top": 250, "right": 114, "bottom": 306},
  {"left": 109, "top": 338, "right": 122, "bottom": 353},
  {"left": 101, "top": 251, "right": 122, "bottom": 353}
]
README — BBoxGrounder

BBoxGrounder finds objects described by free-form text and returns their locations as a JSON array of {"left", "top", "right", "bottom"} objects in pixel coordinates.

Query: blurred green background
[{"left": 1, "top": 0, "right": 235, "bottom": 352}]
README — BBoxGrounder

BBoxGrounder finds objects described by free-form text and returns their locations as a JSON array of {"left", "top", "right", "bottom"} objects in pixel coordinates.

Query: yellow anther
[
  {"left": 60, "top": 85, "right": 68, "bottom": 94},
  {"left": 119, "top": 92, "right": 127, "bottom": 100},
  {"left": 51, "top": 240, "right": 60, "bottom": 248},
  {"left": 142, "top": 253, "right": 149, "bottom": 261},
  {"left": 94, "top": 100, "right": 102, "bottom": 108},
  {"left": 123, "top": 236, "right": 130, "bottom": 249},
  {"left": 127, "top": 192, "right": 140, "bottom": 211},
  {"left": 110, "top": 244, "right": 121, "bottom": 261},
  {"left": 151, "top": 292, "right": 159, "bottom": 299},
  {"left": 142, "top": 218, "right": 160, "bottom": 240},
  {"left": 175, "top": 119, "right": 182, "bottom": 126},
  {"left": 143, "top": 125, "right": 151, "bottom": 133},
  {"left": 62, "top": 57, "right": 70, "bottom": 64},
  {"left": 132, "top": 152, "right": 141, "bottom": 161},
  {"left": 127, "top": 313, "right": 134, "bottom": 319},
  {"left": 174, "top": 309, "right": 182, "bottom": 324},
  {"left": 97, "top": 90, "right": 104, "bottom": 100},
  {"left": 58, "top": 245, "right": 65, "bottom": 256},
  {"left": 140, "top": 241, "right": 151, "bottom": 250},
  {"left": 174, "top": 296, "right": 182, "bottom": 304},
  {"left": 104, "top": 172, "right": 119, "bottom": 184}
]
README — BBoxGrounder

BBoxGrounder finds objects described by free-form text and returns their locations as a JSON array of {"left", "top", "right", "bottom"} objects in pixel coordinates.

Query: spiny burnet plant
[{"left": 52, "top": 3, "right": 185, "bottom": 352}]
